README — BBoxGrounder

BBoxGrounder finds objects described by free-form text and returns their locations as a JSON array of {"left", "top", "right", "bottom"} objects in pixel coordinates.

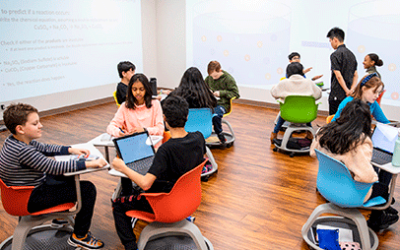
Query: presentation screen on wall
[
  {"left": 186, "top": 0, "right": 400, "bottom": 112},
  {"left": 0, "top": 0, "right": 142, "bottom": 116}
]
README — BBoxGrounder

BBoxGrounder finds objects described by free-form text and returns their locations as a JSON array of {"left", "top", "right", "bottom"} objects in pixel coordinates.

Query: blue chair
[
  {"left": 185, "top": 108, "right": 218, "bottom": 180},
  {"left": 273, "top": 96, "right": 319, "bottom": 157},
  {"left": 302, "top": 149, "right": 388, "bottom": 250}
]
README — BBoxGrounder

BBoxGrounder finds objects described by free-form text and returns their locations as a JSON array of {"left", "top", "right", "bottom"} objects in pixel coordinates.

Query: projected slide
[
  {"left": 186, "top": 0, "right": 400, "bottom": 103},
  {"left": 0, "top": 0, "right": 142, "bottom": 103}
]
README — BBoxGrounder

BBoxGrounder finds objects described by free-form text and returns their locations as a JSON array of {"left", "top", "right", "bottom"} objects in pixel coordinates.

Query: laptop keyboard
[
  {"left": 126, "top": 156, "right": 154, "bottom": 175},
  {"left": 372, "top": 149, "right": 393, "bottom": 165}
]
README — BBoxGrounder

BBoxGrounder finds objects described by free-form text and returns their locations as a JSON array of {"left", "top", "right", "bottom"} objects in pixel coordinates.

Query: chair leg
[
  {"left": 221, "top": 120, "right": 235, "bottom": 140},
  {"left": 112, "top": 179, "right": 123, "bottom": 201},
  {"left": 11, "top": 216, "right": 43, "bottom": 250},
  {"left": 206, "top": 146, "right": 218, "bottom": 172},
  {"left": 137, "top": 220, "right": 208, "bottom": 250}
]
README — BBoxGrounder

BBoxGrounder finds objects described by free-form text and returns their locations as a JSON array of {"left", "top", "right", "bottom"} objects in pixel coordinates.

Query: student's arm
[
  {"left": 310, "top": 81, "right": 322, "bottom": 100},
  {"left": 31, "top": 141, "right": 71, "bottom": 156},
  {"left": 219, "top": 77, "right": 240, "bottom": 100},
  {"left": 346, "top": 139, "right": 378, "bottom": 183},
  {"left": 107, "top": 105, "right": 127, "bottom": 137},
  {"left": 350, "top": 70, "right": 358, "bottom": 93},
  {"left": 112, "top": 158, "right": 156, "bottom": 190},
  {"left": 146, "top": 100, "right": 165, "bottom": 136},
  {"left": 333, "top": 70, "right": 352, "bottom": 96},
  {"left": 372, "top": 101, "right": 390, "bottom": 124},
  {"left": 205, "top": 76, "right": 215, "bottom": 92},
  {"left": 331, "top": 97, "right": 351, "bottom": 122}
]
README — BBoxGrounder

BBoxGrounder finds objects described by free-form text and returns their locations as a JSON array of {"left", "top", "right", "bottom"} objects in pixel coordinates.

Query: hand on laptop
[
  {"left": 85, "top": 158, "right": 107, "bottom": 168},
  {"left": 112, "top": 158, "right": 127, "bottom": 173}
]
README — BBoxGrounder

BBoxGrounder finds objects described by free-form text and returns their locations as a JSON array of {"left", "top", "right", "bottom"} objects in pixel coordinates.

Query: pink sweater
[
  {"left": 107, "top": 100, "right": 164, "bottom": 137},
  {"left": 310, "top": 135, "right": 378, "bottom": 201}
]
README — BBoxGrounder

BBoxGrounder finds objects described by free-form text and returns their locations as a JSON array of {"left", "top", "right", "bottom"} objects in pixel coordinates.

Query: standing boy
[
  {"left": 326, "top": 27, "right": 358, "bottom": 115},
  {"left": 205, "top": 61, "right": 240, "bottom": 144},
  {"left": 111, "top": 95, "right": 206, "bottom": 250},
  {"left": 0, "top": 103, "right": 107, "bottom": 249},
  {"left": 116, "top": 61, "right": 136, "bottom": 104}
]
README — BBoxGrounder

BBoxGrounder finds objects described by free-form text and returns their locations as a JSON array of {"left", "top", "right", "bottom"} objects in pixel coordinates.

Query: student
[
  {"left": 0, "top": 103, "right": 107, "bottom": 249},
  {"left": 311, "top": 99, "right": 398, "bottom": 231},
  {"left": 332, "top": 73, "right": 389, "bottom": 124},
  {"left": 326, "top": 27, "right": 358, "bottom": 115},
  {"left": 116, "top": 61, "right": 136, "bottom": 105},
  {"left": 205, "top": 61, "right": 240, "bottom": 144},
  {"left": 288, "top": 52, "right": 323, "bottom": 81},
  {"left": 107, "top": 73, "right": 164, "bottom": 138},
  {"left": 111, "top": 95, "right": 206, "bottom": 250},
  {"left": 270, "top": 62, "right": 322, "bottom": 143},
  {"left": 172, "top": 67, "right": 217, "bottom": 110},
  {"left": 363, "top": 53, "right": 383, "bottom": 79}
]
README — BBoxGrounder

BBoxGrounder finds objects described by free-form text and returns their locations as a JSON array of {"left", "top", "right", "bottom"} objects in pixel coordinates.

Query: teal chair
[
  {"left": 302, "top": 149, "right": 389, "bottom": 250},
  {"left": 273, "top": 96, "right": 319, "bottom": 157},
  {"left": 185, "top": 108, "right": 218, "bottom": 180}
]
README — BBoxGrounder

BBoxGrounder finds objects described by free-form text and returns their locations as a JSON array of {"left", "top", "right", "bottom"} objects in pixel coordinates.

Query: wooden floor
[{"left": 0, "top": 102, "right": 399, "bottom": 250}]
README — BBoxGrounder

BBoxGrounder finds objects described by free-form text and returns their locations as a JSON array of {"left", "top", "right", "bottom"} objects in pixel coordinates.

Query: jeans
[{"left": 212, "top": 105, "right": 226, "bottom": 135}]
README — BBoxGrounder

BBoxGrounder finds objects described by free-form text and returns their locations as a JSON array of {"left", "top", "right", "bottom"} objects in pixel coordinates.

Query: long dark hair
[
  {"left": 173, "top": 67, "right": 217, "bottom": 110},
  {"left": 317, "top": 99, "right": 372, "bottom": 154},
  {"left": 125, "top": 73, "right": 153, "bottom": 110}
]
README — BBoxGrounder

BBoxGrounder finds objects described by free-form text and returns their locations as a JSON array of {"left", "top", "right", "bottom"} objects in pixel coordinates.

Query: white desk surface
[
  {"left": 372, "top": 161, "right": 400, "bottom": 175},
  {"left": 55, "top": 143, "right": 110, "bottom": 176},
  {"left": 89, "top": 133, "right": 163, "bottom": 147}
]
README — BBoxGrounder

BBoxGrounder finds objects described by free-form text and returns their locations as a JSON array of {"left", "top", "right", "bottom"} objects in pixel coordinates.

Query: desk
[
  {"left": 371, "top": 161, "right": 400, "bottom": 210},
  {"left": 89, "top": 133, "right": 163, "bottom": 162}
]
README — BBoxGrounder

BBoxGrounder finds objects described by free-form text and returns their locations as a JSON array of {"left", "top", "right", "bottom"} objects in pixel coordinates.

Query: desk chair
[
  {"left": 185, "top": 108, "right": 218, "bottom": 181},
  {"left": 0, "top": 177, "right": 81, "bottom": 250},
  {"left": 126, "top": 160, "right": 213, "bottom": 250},
  {"left": 273, "top": 96, "right": 319, "bottom": 157},
  {"left": 113, "top": 90, "right": 121, "bottom": 107},
  {"left": 302, "top": 150, "right": 390, "bottom": 250},
  {"left": 207, "top": 97, "right": 236, "bottom": 148}
]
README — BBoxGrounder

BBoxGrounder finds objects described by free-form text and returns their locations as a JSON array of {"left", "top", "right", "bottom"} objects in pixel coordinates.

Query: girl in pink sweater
[{"left": 107, "top": 74, "right": 164, "bottom": 138}]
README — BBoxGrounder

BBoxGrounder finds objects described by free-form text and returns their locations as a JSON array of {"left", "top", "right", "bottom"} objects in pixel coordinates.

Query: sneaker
[
  {"left": 202, "top": 161, "right": 213, "bottom": 174},
  {"left": 51, "top": 219, "right": 69, "bottom": 229},
  {"left": 131, "top": 217, "right": 138, "bottom": 228},
  {"left": 67, "top": 232, "right": 104, "bottom": 249},
  {"left": 386, "top": 206, "right": 398, "bottom": 215},
  {"left": 270, "top": 132, "right": 277, "bottom": 144},
  {"left": 217, "top": 133, "right": 227, "bottom": 144},
  {"left": 367, "top": 211, "right": 399, "bottom": 231}
]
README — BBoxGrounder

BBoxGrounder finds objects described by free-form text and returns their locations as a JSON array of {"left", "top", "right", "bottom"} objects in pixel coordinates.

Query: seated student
[
  {"left": 0, "top": 103, "right": 107, "bottom": 249},
  {"left": 311, "top": 99, "right": 398, "bottom": 231},
  {"left": 332, "top": 73, "right": 389, "bottom": 124},
  {"left": 205, "top": 61, "right": 240, "bottom": 144},
  {"left": 288, "top": 52, "right": 323, "bottom": 81},
  {"left": 111, "top": 95, "right": 206, "bottom": 250},
  {"left": 116, "top": 61, "right": 136, "bottom": 105},
  {"left": 107, "top": 73, "right": 164, "bottom": 138},
  {"left": 270, "top": 62, "right": 322, "bottom": 143},
  {"left": 363, "top": 53, "right": 383, "bottom": 79}
]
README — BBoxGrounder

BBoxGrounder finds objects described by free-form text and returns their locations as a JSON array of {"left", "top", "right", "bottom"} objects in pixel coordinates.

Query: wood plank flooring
[{"left": 0, "top": 102, "right": 399, "bottom": 250}]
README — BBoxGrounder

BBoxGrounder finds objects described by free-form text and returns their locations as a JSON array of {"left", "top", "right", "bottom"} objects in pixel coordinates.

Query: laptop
[
  {"left": 112, "top": 131, "right": 155, "bottom": 176},
  {"left": 371, "top": 123, "right": 398, "bottom": 165}
]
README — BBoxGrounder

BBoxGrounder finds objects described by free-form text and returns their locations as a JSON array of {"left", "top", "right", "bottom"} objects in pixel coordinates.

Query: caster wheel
[
  {"left": 226, "top": 142, "right": 233, "bottom": 148},
  {"left": 290, "top": 152, "right": 295, "bottom": 157},
  {"left": 201, "top": 175, "right": 209, "bottom": 182},
  {"left": 273, "top": 147, "right": 278, "bottom": 152}
]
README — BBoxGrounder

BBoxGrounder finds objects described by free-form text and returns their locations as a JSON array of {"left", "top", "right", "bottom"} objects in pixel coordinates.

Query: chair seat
[
  {"left": 30, "top": 202, "right": 75, "bottom": 216},
  {"left": 126, "top": 210, "right": 156, "bottom": 223},
  {"left": 363, "top": 196, "right": 386, "bottom": 208}
]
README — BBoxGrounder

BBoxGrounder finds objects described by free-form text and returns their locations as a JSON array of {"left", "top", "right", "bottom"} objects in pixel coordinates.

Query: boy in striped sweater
[{"left": 0, "top": 103, "right": 107, "bottom": 249}]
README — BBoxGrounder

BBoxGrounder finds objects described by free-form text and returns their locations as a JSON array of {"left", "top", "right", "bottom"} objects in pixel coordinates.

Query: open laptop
[
  {"left": 112, "top": 131, "right": 155, "bottom": 176},
  {"left": 371, "top": 123, "right": 398, "bottom": 165}
]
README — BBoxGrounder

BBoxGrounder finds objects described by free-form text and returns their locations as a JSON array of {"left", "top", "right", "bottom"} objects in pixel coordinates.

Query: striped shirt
[{"left": 0, "top": 135, "right": 86, "bottom": 187}]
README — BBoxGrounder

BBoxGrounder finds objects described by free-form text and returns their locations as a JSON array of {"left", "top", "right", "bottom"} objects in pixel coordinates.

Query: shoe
[
  {"left": 386, "top": 206, "right": 398, "bottom": 215},
  {"left": 367, "top": 211, "right": 399, "bottom": 231},
  {"left": 68, "top": 232, "right": 104, "bottom": 249},
  {"left": 131, "top": 217, "right": 138, "bottom": 228},
  {"left": 202, "top": 162, "right": 213, "bottom": 174},
  {"left": 305, "top": 131, "right": 314, "bottom": 140},
  {"left": 217, "top": 133, "right": 226, "bottom": 144},
  {"left": 51, "top": 219, "right": 69, "bottom": 229},
  {"left": 270, "top": 132, "right": 277, "bottom": 144}
]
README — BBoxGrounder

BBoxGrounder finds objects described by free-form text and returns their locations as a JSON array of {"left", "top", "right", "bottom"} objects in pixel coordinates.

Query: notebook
[
  {"left": 371, "top": 123, "right": 398, "bottom": 165},
  {"left": 113, "top": 131, "right": 155, "bottom": 175}
]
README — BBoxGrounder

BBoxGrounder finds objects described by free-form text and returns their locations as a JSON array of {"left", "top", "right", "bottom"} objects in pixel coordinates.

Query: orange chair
[
  {"left": 376, "top": 90, "right": 386, "bottom": 106},
  {"left": 113, "top": 90, "right": 121, "bottom": 107},
  {"left": 326, "top": 114, "right": 334, "bottom": 124},
  {"left": 125, "top": 160, "right": 213, "bottom": 250},
  {"left": 162, "top": 131, "right": 171, "bottom": 144},
  {"left": 0, "top": 177, "right": 81, "bottom": 250}
]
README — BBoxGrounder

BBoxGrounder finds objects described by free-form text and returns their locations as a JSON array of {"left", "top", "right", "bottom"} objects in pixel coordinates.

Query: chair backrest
[
  {"left": 280, "top": 96, "right": 318, "bottom": 123},
  {"left": 113, "top": 91, "right": 121, "bottom": 107},
  {"left": 314, "top": 149, "right": 374, "bottom": 208},
  {"left": 223, "top": 96, "right": 237, "bottom": 117},
  {"left": 326, "top": 114, "right": 334, "bottom": 124},
  {"left": 376, "top": 90, "right": 386, "bottom": 106},
  {"left": 141, "top": 160, "right": 206, "bottom": 223},
  {"left": 0, "top": 178, "right": 34, "bottom": 216},
  {"left": 185, "top": 108, "right": 213, "bottom": 139}
]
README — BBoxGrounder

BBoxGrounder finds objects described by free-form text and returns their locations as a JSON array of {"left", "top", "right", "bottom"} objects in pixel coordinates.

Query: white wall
[{"left": 141, "top": 0, "right": 158, "bottom": 79}]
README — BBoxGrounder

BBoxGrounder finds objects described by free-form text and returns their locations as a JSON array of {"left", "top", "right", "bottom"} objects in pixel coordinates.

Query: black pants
[
  {"left": 112, "top": 178, "right": 152, "bottom": 250},
  {"left": 328, "top": 95, "right": 344, "bottom": 115},
  {"left": 27, "top": 175, "right": 97, "bottom": 237}
]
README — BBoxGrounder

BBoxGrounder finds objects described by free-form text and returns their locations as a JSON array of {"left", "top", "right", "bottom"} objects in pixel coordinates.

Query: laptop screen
[
  {"left": 113, "top": 132, "right": 155, "bottom": 164},
  {"left": 371, "top": 123, "right": 398, "bottom": 154}
]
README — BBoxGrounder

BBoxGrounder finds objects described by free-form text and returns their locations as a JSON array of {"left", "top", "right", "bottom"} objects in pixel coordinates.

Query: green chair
[{"left": 273, "top": 96, "right": 320, "bottom": 157}]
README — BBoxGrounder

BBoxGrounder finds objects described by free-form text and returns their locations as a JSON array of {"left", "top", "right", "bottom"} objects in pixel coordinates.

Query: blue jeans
[
  {"left": 212, "top": 105, "right": 226, "bottom": 135},
  {"left": 273, "top": 116, "right": 312, "bottom": 134}
]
